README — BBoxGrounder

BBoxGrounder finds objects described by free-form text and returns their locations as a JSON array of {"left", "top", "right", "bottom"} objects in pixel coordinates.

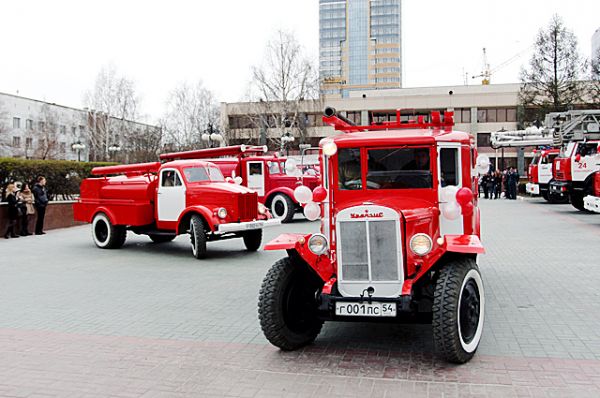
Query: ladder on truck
[
  {"left": 547, "top": 110, "right": 600, "bottom": 146},
  {"left": 490, "top": 127, "right": 554, "bottom": 149}
]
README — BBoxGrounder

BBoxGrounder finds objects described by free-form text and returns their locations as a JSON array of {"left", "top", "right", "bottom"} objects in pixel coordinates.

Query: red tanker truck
[
  {"left": 73, "top": 157, "right": 280, "bottom": 259},
  {"left": 160, "top": 145, "right": 320, "bottom": 223}
]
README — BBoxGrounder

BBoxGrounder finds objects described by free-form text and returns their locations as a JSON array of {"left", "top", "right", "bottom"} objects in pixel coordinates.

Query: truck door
[
  {"left": 438, "top": 144, "right": 464, "bottom": 236},
  {"left": 246, "top": 161, "right": 265, "bottom": 197},
  {"left": 157, "top": 169, "right": 186, "bottom": 222}
]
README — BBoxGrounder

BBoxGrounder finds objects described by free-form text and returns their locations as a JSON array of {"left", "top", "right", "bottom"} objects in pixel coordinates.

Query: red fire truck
[
  {"left": 73, "top": 157, "right": 280, "bottom": 259},
  {"left": 583, "top": 171, "right": 600, "bottom": 212},
  {"left": 526, "top": 149, "right": 564, "bottom": 202},
  {"left": 258, "top": 107, "right": 487, "bottom": 364},
  {"left": 160, "top": 145, "right": 320, "bottom": 223},
  {"left": 548, "top": 110, "right": 600, "bottom": 211}
]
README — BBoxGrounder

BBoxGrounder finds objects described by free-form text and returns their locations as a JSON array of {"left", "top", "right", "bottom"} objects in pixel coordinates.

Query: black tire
[
  {"left": 433, "top": 257, "right": 485, "bottom": 364},
  {"left": 92, "top": 212, "right": 126, "bottom": 249},
  {"left": 243, "top": 229, "right": 262, "bottom": 251},
  {"left": 569, "top": 192, "right": 587, "bottom": 212},
  {"left": 270, "top": 193, "right": 295, "bottom": 223},
  {"left": 541, "top": 190, "right": 549, "bottom": 201},
  {"left": 149, "top": 234, "right": 176, "bottom": 243},
  {"left": 189, "top": 214, "right": 207, "bottom": 259},
  {"left": 258, "top": 257, "right": 324, "bottom": 351}
]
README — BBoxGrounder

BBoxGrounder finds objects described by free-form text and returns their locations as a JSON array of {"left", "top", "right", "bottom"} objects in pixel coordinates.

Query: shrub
[{"left": 0, "top": 158, "right": 116, "bottom": 200}]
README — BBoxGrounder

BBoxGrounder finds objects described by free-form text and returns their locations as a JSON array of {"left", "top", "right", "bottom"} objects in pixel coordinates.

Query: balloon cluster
[
  {"left": 440, "top": 186, "right": 474, "bottom": 220},
  {"left": 475, "top": 154, "right": 491, "bottom": 175},
  {"left": 294, "top": 185, "right": 327, "bottom": 221}
]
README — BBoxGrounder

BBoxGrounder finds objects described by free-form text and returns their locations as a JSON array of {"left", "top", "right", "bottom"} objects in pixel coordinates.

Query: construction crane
[{"left": 471, "top": 46, "right": 531, "bottom": 85}]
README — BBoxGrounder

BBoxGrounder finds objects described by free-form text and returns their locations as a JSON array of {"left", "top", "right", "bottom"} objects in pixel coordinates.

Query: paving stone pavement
[{"left": 0, "top": 198, "right": 599, "bottom": 397}]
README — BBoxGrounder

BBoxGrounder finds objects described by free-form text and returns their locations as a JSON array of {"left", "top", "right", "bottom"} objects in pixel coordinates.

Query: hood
[
  {"left": 186, "top": 182, "right": 254, "bottom": 195},
  {"left": 333, "top": 196, "right": 438, "bottom": 220}
]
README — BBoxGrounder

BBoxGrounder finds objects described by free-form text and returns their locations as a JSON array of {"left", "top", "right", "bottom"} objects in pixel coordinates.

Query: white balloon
[
  {"left": 441, "top": 202, "right": 461, "bottom": 220},
  {"left": 303, "top": 202, "right": 321, "bottom": 221},
  {"left": 294, "top": 185, "right": 313, "bottom": 204},
  {"left": 441, "top": 185, "right": 459, "bottom": 203},
  {"left": 234, "top": 176, "right": 243, "bottom": 185},
  {"left": 476, "top": 164, "right": 489, "bottom": 175},
  {"left": 285, "top": 159, "right": 298, "bottom": 174},
  {"left": 476, "top": 154, "right": 490, "bottom": 168}
]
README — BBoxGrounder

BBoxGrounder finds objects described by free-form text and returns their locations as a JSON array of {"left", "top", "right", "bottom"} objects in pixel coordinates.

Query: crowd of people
[
  {"left": 479, "top": 167, "right": 520, "bottom": 200},
  {"left": 3, "top": 176, "right": 49, "bottom": 239}
]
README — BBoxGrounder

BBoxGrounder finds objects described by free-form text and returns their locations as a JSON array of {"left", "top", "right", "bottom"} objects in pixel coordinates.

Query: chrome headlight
[
  {"left": 217, "top": 208, "right": 228, "bottom": 219},
  {"left": 410, "top": 233, "right": 433, "bottom": 256},
  {"left": 308, "top": 233, "right": 328, "bottom": 255},
  {"left": 258, "top": 203, "right": 266, "bottom": 215}
]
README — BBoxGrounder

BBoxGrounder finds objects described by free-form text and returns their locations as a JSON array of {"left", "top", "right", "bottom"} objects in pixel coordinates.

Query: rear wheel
[
  {"left": 149, "top": 234, "right": 176, "bottom": 243},
  {"left": 570, "top": 192, "right": 588, "bottom": 211},
  {"left": 258, "top": 257, "right": 324, "bottom": 351},
  {"left": 433, "top": 257, "right": 485, "bottom": 364},
  {"left": 270, "top": 194, "right": 295, "bottom": 223},
  {"left": 243, "top": 229, "right": 262, "bottom": 251},
  {"left": 92, "top": 213, "right": 126, "bottom": 249},
  {"left": 189, "top": 215, "right": 207, "bottom": 259}
]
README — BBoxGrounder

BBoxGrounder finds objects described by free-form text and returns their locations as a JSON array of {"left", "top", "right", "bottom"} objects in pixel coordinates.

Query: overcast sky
[{"left": 1, "top": 0, "right": 599, "bottom": 123}]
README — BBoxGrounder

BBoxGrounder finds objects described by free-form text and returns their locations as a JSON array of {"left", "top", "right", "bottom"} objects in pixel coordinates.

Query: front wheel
[
  {"left": 270, "top": 194, "right": 295, "bottom": 223},
  {"left": 569, "top": 192, "right": 588, "bottom": 212},
  {"left": 92, "top": 212, "right": 126, "bottom": 249},
  {"left": 258, "top": 257, "right": 324, "bottom": 351},
  {"left": 189, "top": 215, "right": 207, "bottom": 259},
  {"left": 243, "top": 229, "right": 262, "bottom": 251},
  {"left": 433, "top": 257, "right": 485, "bottom": 364}
]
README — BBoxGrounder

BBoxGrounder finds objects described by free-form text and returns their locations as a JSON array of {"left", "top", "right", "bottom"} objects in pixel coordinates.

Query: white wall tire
[
  {"left": 270, "top": 194, "right": 295, "bottom": 223},
  {"left": 433, "top": 257, "right": 484, "bottom": 363},
  {"left": 190, "top": 214, "right": 207, "bottom": 259},
  {"left": 92, "top": 213, "right": 126, "bottom": 249}
]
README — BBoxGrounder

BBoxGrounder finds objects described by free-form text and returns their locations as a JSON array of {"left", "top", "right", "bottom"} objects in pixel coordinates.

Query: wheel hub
[
  {"left": 274, "top": 200, "right": 285, "bottom": 217},
  {"left": 95, "top": 221, "right": 108, "bottom": 242},
  {"left": 459, "top": 279, "right": 480, "bottom": 344}
]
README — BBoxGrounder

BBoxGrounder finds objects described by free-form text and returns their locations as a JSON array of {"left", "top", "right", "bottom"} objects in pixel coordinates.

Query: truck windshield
[
  {"left": 367, "top": 148, "right": 432, "bottom": 189},
  {"left": 184, "top": 167, "right": 225, "bottom": 183}
]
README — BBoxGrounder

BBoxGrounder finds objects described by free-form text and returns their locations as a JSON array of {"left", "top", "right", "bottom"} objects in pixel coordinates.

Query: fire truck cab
[
  {"left": 160, "top": 146, "right": 320, "bottom": 223},
  {"left": 258, "top": 108, "right": 487, "bottom": 364},
  {"left": 525, "top": 149, "right": 563, "bottom": 202},
  {"left": 74, "top": 158, "right": 280, "bottom": 259}
]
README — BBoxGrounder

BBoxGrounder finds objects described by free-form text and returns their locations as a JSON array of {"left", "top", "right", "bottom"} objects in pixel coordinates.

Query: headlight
[
  {"left": 217, "top": 208, "right": 228, "bottom": 219},
  {"left": 308, "top": 233, "right": 328, "bottom": 255},
  {"left": 410, "top": 233, "right": 433, "bottom": 256},
  {"left": 258, "top": 203, "right": 266, "bottom": 215},
  {"left": 322, "top": 141, "right": 337, "bottom": 156}
]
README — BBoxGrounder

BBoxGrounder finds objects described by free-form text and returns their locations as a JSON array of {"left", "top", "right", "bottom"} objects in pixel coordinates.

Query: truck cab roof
[{"left": 326, "top": 129, "right": 472, "bottom": 147}]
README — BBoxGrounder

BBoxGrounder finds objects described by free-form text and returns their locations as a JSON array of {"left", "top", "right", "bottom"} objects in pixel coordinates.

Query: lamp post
[
  {"left": 108, "top": 144, "right": 121, "bottom": 161},
  {"left": 201, "top": 124, "right": 223, "bottom": 148},
  {"left": 71, "top": 141, "right": 86, "bottom": 162},
  {"left": 280, "top": 132, "right": 295, "bottom": 156}
]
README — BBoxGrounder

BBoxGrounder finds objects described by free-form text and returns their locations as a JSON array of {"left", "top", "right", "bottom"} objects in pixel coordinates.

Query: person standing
[
  {"left": 18, "top": 183, "right": 35, "bottom": 236},
  {"left": 32, "top": 176, "right": 49, "bottom": 235},
  {"left": 4, "top": 183, "right": 21, "bottom": 239},
  {"left": 486, "top": 172, "right": 496, "bottom": 200},
  {"left": 482, "top": 173, "right": 489, "bottom": 199},
  {"left": 494, "top": 170, "right": 502, "bottom": 199}
]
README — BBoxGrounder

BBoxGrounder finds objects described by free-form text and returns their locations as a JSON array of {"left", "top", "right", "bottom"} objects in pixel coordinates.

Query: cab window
[
  {"left": 183, "top": 167, "right": 209, "bottom": 182},
  {"left": 439, "top": 148, "right": 459, "bottom": 187},
  {"left": 338, "top": 148, "right": 362, "bottom": 190},
  {"left": 367, "top": 148, "right": 432, "bottom": 189},
  {"left": 249, "top": 162, "right": 263, "bottom": 175},
  {"left": 269, "top": 161, "right": 281, "bottom": 174},
  {"left": 161, "top": 170, "right": 182, "bottom": 187},
  {"left": 207, "top": 167, "right": 225, "bottom": 182},
  {"left": 577, "top": 143, "right": 598, "bottom": 157}
]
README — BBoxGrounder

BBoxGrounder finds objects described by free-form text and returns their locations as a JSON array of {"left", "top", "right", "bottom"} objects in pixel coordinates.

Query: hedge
[{"left": 0, "top": 158, "right": 116, "bottom": 200}]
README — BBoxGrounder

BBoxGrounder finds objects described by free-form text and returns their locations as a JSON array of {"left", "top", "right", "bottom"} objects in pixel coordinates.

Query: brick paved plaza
[{"left": 1, "top": 198, "right": 600, "bottom": 397}]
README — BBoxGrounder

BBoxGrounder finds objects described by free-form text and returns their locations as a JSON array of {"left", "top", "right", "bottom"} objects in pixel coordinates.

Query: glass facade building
[{"left": 319, "top": 0, "right": 402, "bottom": 97}]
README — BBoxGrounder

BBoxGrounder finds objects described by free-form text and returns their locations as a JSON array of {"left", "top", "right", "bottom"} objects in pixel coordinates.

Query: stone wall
[{"left": 0, "top": 201, "right": 84, "bottom": 236}]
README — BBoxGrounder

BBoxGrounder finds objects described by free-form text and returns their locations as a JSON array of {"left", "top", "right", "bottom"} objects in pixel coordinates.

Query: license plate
[
  {"left": 245, "top": 222, "right": 263, "bottom": 230},
  {"left": 335, "top": 302, "right": 396, "bottom": 317}
]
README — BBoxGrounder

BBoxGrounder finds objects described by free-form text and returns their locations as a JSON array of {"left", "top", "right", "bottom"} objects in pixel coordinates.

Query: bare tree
[
  {"left": 123, "top": 124, "right": 163, "bottom": 163},
  {"left": 161, "top": 81, "right": 220, "bottom": 151},
  {"left": 519, "top": 15, "right": 586, "bottom": 122},
  {"left": 245, "top": 30, "right": 320, "bottom": 149},
  {"left": 591, "top": 48, "right": 600, "bottom": 106},
  {"left": 84, "top": 64, "right": 141, "bottom": 161}
]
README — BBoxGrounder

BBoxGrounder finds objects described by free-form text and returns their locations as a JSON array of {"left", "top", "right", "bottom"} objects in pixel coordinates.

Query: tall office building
[{"left": 319, "top": 0, "right": 402, "bottom": 98}]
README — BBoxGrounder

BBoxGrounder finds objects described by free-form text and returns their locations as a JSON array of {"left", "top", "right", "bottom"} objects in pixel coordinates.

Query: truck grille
[
  {"left": 555, "top": 171, "right": 565, "bottom": 180},
  {"left": 238, "top": 193, "right": 258, "bottom": 221},
  {"left": 338, "top": 220, "right": 399, "bottom": 282}
]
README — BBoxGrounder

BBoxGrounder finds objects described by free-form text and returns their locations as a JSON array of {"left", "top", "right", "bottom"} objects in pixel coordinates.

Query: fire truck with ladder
[
  {"left": 547, "top": 110, "right": 600, "bottom": 211},
  {"left": 73, "top": 149, "right": 280, "bottom": 259},
  {"left": 159, "top": 145, "right": 320, "bottom": 223},
  {"left": 257, "top": 107, "right": 489, "bottom": 363},
  {"left": 490, "top": 127, "right": 565, "bottom": 203}
]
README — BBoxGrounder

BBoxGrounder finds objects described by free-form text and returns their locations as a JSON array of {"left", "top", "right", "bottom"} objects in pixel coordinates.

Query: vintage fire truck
[
  {"left": 160, "top": 145, "right": 320, "bottom": 223},
  {"left": 548, "top": 110, "right": 600, "bottom": 211},
  {"left": 258, "top": 107, "right": 487, "bottom": 363},
  {"left": 583, "top": 171, "right": 600, "bottom": 212},
  {"left": 73, "top": 157, "right": 280, "bottom": 259}
]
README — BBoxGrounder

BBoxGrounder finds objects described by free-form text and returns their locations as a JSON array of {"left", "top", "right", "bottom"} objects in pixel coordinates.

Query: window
[
  {"left": 497, "top": 108, "right": 507, "bottom": 123},
  {"left": 576, "top": 143, "right": 598, "bottom": 157},
  {"left": 207, "top": 167, "right": 225, "bottom": 182},
  {"left": 60, "top": 125, "right": 66, "bottom": 134},
  {"left": 462, "top": 109, "right": 471, "bottom": 123},
  {"left": 477, "top": 133, "right": 491, "bottom": 148},
  {"left": 60, "top": 142, "right": 66, "bottom": 153},
  {"left": 183, "top": 167, "right": 211, "bottom": 182},
  {"left": 440, "top": 148, "right": 459, "bottom": 187},
  {"left": 13, "top": 118, "right": 21, "bottom": 129},
  {"left": 367, "top": 148, "right": 432, "bottom": 189},
  {"left": 249, "top": 162, "right": 263, "bottom": 176},
  {"left": 269, "top": 161, "right": 281, "bottom": 174},
  {"left": 79, "top": 125, "right": 85, "bottom": 133},
  {"left": 26, "top": 119, "right": 33, "bottom": 130},
  {"left": 12, "top": 136, "right": 21, "bottom": 147},
  {"left": 338, "top": 148, "right": 362, "bottom": 190},
  {"left": 25, "top": 138, "right": 32, "bottom": 148},
  {"left": 506, "top": 108, "right": 517, "bottom": 122},
  {"left": 477, "top": 109, "right": 487, "bottom": 123},
  {"left": 38, "top": 121, "right": 45, "bottom": 130},
  {"left": 72, "top": 126, "right": 77, "bottom": 135},
  {"left": 487, "top": 109, "right": 497, "bottom": 123},
  {"left": 161, "top": 170, "right": 182, "bottom": 187}
]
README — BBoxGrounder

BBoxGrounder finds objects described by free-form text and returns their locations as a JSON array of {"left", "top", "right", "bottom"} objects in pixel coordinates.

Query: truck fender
[
  {"left": 92, "top": 207, "right": 118, "bottom": 225},
  {"left": 443, "top": 234, "right": 485, "bottom": 254},
  {"left": 178, "top": 206, "right": 218, "bottom": 233},
  {"left": 264, "top": 233, "right": 335, "bottom": 282},
  {"left": 265, "top": 187, "right": 297, "bottom": 205}
]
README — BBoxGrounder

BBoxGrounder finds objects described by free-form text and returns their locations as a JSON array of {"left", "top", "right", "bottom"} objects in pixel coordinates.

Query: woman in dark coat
[{"left": 4, "top": 183, "right": 21, "bottom": 239}]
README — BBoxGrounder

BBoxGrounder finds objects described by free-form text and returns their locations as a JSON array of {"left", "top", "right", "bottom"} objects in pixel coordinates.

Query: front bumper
[
  {"left": 584, "top": 195, "right": 600, "bottom": 213},
  {"left": 526, "top": 182, "right": 540, "bottom": 195},
  {"left": 216, "top": 218, "right": 281, "bottom": 233},
  {"left": 549, "top": 180, "right": 570, "bottom": 197}
]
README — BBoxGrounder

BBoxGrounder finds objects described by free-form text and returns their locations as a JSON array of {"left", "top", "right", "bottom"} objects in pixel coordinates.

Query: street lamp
[
  {"left": 201, "top": 124, "right": 223, "bottom": 148},
  {"left": 71, "top": 141, "right": 86, "bottom": 162},
  {"left": 108, "top": 144, "right": 121, "bottom": 161},
  {"left": 280, "top": 132, "right": 295, "bottom": 156}
]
